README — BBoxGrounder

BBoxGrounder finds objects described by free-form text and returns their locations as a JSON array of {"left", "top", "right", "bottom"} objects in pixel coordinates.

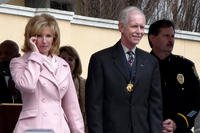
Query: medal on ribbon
[{"left": 126, "top": 82, "right": 134, "bottom": 92}]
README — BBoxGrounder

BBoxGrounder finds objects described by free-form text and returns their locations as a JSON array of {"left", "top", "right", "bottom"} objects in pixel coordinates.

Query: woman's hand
[{"left": 29, "top": 36, "right": 39, "bottom": 52}]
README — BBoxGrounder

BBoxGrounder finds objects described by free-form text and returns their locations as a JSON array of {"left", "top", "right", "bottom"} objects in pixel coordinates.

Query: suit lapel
[
  {"left": 111, "top": 41, "right": 130, "bottom": 82},
  {"left": 131, "top": 48, "right": 147, "bottom": 102},
  {"left": 134, "top": 48, "right": 146, "bottom": 85}
]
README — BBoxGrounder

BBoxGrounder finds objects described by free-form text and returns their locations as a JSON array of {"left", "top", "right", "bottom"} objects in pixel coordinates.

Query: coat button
[
  {"left": 43, "top": 112, "right": 48, "bottom": 117},
  {"left": 43, "top": 83, "right": 47, "bottom": 86},
  {"left": 41, "top": 98, "right": 46, "bottom": 103},
  {"left": 54, "top": 113, "right": 59, "bottom": 116}
]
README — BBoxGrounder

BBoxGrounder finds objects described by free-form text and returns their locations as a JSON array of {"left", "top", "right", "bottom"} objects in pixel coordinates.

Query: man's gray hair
[{"left": 118, "top": 6, "right": 145, "bottom": 24}]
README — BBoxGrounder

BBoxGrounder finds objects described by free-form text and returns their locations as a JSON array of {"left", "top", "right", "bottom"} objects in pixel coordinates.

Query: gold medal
[{"left": 126, "top": 83, "right": 134, "bottom": 92}]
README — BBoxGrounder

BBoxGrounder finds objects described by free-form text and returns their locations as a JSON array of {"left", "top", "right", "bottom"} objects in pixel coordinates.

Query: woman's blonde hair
[{"left": 22, "top": 14, "right": 60, "bottom": 55}]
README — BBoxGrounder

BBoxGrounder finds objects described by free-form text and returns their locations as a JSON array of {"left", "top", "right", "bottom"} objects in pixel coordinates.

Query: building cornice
[{"left": 0, "top": 4, "right": 200, "bottom": 41}]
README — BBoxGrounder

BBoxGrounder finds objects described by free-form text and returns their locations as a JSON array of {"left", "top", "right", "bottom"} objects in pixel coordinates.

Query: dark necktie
[{"left": 127, "top": 51, "right": 134, "bottom": 66}]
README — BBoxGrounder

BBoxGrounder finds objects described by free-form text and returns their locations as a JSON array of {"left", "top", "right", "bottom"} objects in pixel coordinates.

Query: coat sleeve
[
  {"left": 62, "top": 69, "right": 85, "bottom": 133},
  {"left": 85, "top": 54, "right": 104, "bottom": 133},
  {"left": 10, "top": 52, "right": 44, "bottom": 93},
  {"left": 149, "top": 58, "right": 163, "bottom": 133},
  {"left": 173, "top": 62, "right": 200, "bottom": 130}
]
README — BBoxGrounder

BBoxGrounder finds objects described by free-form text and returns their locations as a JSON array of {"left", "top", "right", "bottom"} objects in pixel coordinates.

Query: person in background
[
  {"left": 10, "top": 14, "right": 84, "bottom": 133},
  {"left": 0, "top": 40, "right": 22, "bottom": 103},
  {"left": 86, "top": 6, "right": 162, "bottom": 133},
  {"left": 148, "top": 19, "right": 200, "bottom": 133},
  {"left": 59, "top": 45, "right": 87, "bottom": 132}
]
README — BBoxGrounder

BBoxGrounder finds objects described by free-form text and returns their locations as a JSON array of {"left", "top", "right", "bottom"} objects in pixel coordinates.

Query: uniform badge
[{"left": 177, "top": 73, "right": 184, "bottom": 84}]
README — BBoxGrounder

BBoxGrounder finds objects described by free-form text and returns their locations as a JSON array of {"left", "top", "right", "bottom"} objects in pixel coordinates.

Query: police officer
[{"left": 148, "top": 19, "right": 200, "bottom": 133}]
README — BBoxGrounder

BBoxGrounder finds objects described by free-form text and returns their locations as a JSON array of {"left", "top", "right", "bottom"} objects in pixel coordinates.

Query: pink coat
[{"left": 10, "top": 52, "right": 84, "bottom": 133}]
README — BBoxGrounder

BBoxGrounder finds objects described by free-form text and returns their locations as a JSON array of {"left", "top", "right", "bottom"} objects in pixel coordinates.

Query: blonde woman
[{"left": 10, "top": 14, "right": 84, "bottom": 133}]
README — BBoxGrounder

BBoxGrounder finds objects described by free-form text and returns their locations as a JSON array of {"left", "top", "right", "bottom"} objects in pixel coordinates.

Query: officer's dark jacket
[
  {"left": 0, "top": 61, "right": 22, "bottom": 103},
  {"left": 151, "top": 52, "right": 200, "bottom": 133}
]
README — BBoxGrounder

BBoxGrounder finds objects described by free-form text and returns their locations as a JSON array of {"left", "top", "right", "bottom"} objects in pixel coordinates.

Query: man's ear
[{"left": 118, "top": 22, "right": 124, "bottom": 33}]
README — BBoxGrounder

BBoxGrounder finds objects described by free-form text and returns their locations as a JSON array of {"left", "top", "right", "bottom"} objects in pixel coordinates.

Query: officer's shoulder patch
[
  {"left": 192, "top": 66, "right": 199, "bottom": 79},
  {"left": 175, "top": 55, "right": 193, "bottom": 65}
]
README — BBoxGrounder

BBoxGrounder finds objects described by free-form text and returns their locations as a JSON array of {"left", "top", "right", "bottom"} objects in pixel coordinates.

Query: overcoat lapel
[{"left": 40, "top": 58, "right": 59, "bottom": 87}]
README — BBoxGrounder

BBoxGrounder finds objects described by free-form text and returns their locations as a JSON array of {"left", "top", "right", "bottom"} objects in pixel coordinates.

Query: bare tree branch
[{"left": 73, "top": 0, "right": 200, "bottom": 32}]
